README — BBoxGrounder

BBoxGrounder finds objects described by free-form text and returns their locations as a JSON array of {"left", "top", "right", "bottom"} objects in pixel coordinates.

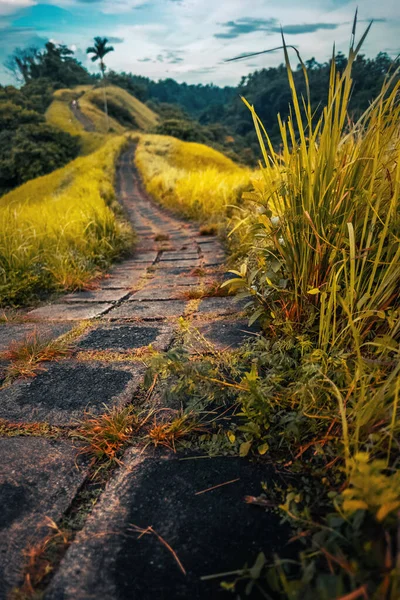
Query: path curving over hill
[
  {"left": 0, "top": 146, "right": 283, "bottom": 600},
  {"left": 70, "top": 101, "right": 95, "bottom": 132}
]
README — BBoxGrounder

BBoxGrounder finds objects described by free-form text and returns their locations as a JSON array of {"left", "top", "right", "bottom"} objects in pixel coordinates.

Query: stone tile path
[{"left": 0, "top": 146, "right": 281, "bottom": 599}]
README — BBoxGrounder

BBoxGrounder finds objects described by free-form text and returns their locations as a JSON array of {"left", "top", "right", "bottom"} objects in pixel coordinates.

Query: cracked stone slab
[
  {"left": 0, "top": 323, "right": 73, "bottom": 352},
  {"left": 194, "top": 319, "right": 261, "bottom": 350},
  {"left": 45, "top": 451, "right": 290, "bottom": 600},
  {"left": 0, "top": 437, "right": 88, "bottom": 598},
  {"left": 64, "top": 289, "right": 131, "bottom": 304},
  {"left": 0, "top": 362, "right": 144, "bottom": 425},
  {"left": 27, "top": 303, "right": 113, "bottom": 321},
  {"left": 77, "top": 324, "right": 174, "bottom": 352},
  {"left": 106, "top": 300, "right": 188, "bottom": 321},
  {"left": 196, "top": 297, "right": 245, "bottom": 316}
]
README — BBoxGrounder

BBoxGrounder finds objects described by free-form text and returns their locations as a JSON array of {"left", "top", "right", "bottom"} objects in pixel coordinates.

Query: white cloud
[{"left": 0, "top": 0, "right": 35, "bottom": 16}]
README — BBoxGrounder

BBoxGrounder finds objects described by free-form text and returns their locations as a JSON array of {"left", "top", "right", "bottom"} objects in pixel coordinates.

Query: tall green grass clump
[
  {"left": 222, "top": 19, "right": 400, "bottom": 597},
  {"left": 0, "top": 136, "right": 133, "bottom": 306}
]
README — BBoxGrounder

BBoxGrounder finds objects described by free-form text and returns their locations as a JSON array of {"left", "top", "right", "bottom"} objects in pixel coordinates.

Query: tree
[
  {"left": 5, "top": 43, "right": 92, "bottom": 87},
  {"left": 86, "top": 37, "right": 114, "bottom": 131}
]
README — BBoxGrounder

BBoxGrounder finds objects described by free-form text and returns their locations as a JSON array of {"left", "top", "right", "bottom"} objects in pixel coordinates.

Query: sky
[{"left": 0, "top": 0, "right": 399, "bottom": 87}]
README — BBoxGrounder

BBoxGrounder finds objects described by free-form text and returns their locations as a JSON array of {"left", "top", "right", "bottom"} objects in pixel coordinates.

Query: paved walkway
[{"left": 0, "top": 148, "right": 286, "bottom": 599}]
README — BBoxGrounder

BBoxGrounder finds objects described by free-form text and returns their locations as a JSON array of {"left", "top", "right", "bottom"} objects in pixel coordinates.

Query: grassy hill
[
  {"left": 0, "top": 136, "right": 133, "bottom": 306},
  {"left": 46, "top": 84, "right": 158, "bottom": 147},
  {"left": 135, "top": 134, "right": 252, "bottom": 223}
]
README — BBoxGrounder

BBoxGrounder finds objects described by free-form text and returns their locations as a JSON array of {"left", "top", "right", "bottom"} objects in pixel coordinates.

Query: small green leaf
[
  {"left": 258, "top": 442, "right": 269, "bottom": 455},
  {"left": 239, "top": 440, "right": 252, "bottom": 457},
  {"left": 227, "top": 431, "right": 236, "bottom": 444},
  {"left": 307, "top": 288, "right": 320, "bottom": 295}
]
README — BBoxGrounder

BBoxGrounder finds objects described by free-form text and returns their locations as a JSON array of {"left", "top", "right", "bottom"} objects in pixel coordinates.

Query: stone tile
[
  {"left": 64, "top": 290, "right": 131, "bottom": 304},
  {"left": 195, "top": 236, "right": 219, "bottom": 244},
  {"left": 27, "top": 303, "right": 113, "bottom": 321},
  {"left": 100, "top": 276, "right": 141, "bottom": 290},
  {"left": 0, "top": 323, "right": 73, "bottom": 352},
  {"left": 158, "top": 258, "right": 200, "bottom": 268},
  {"left": 129, "top": 287, "right": 188, "bottom": 301},
  {"left": 0, "top": 362, "right": 144, "bottom": 425},
  {"left": 195, "top": 319, "right": 261, "bottom": 350},
  {"left": 202, "top": 257, "right": 225, "bottom": 267},
  {"left": 196, "top": 297, "right": 244, "bottom": 316},
  {"left": 160, "top": 252, "right": 199, "bottom": 261},
  {"left": 0, "top": 438, "right": 88, "bottom": 598},
  {"left": 106, "top": 300, "right": 188, "bottom": 321},
  {"left": 130, "top": 252, "right": 158, "bottom": 263},
  {"left": 146, "top": 277, "right": 203, "bottom": 288},
  {"left": 77, "top": 324, "right": 174, "bottom": 352},
  {"left": 155, "top": 267, "right": 194, "bottom": 276},
  {"left": 45, "top": 451, "right": 290, "bottom": 600}
]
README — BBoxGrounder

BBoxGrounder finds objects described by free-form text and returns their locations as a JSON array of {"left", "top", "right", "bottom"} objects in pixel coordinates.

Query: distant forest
[
  {"left": 108, "top": 51, "right": 397, "bottom": 162},
  {"left": 1, "top": 42, "right": 397, "bottom": 194}
]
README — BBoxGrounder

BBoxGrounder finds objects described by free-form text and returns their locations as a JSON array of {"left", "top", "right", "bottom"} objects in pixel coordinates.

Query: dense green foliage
[
  {"left": 6, "top": 42, "right": 93, "bottom": 88},
  {"left": 0, "top": 82, "right": 79, "bottom": 195},
  {"left": 106, "top": 52, "right": 397, "bottom": 162},
  {"left": 210, "top": 51, "right": 398, "bottom": 150},
  {"left": 106, "top": 70, "right": 236, "bottom": 114},
  {"left": 142, "top": 29, "right": 400, "bottom": 598}
]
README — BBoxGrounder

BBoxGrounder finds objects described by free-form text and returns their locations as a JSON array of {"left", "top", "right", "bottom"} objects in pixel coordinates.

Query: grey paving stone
[
  {"left": 77, "top": 324, "right": 174, "bottom": 352},
  {"left": 158, "top": 258, "right": 200, "bottom": 268},
  {"left": 0, "top": 362, "right": 144, "bottom": 425},
  {"left": 160, "top": 252, "right": 199, "bottom": 261},
  {"left": 0, "top": 438, "right": 88, "bottom": 598},
  {"left": 195, "top": 236, "right": 219, "bottom": 244},
  {"left": 106, "top": 300, "right": 188, "bottom": 321},
  {"left": 155, "top": 266, "right": 194, "bottom": 276},
  {"left": 129, "top": 252, "right": 158, "bottom": 263},
  {"left": 27, "top": 303, "right": 113, "bottom": 321},
  {"left": 196, "top": 297, "right": 243, "bottom": 316},
  {"left": 129, "top": 287, "right": 188, "bottom": 301},
  {"left": 45, "top": 450, "right": 290, "bottom": 600},
  {"left": 146, "top": 277, "right": 203, "bottom": 288},
  {"left": 202, "top": 257, "right": 225, "bottom": 268},
  {"left": 64, "top": 289, "right": 131, "bottom": 303},
  {"left": 0, "top": 323, "right": 73, "bottom": 352},
  {"left": 100, "top": 275, "right": 141, "bottom": 290},
  {"left": 195, "top": 319, "right": 261, "bottom": 350}
]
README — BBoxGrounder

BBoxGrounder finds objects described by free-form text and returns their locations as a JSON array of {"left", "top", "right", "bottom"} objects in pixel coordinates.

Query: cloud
[
  {"left": 215, "top": 17, "right": 277, "bottom": 39},
  {"left": 279, "top": 22, "right": 340, "bottom": 34},
  {"left": 215, "top": 16, "right": 342, "bottom": 39},
  {"left": 0, "top": 0, "right": 34, "bottom": 17},
  {"left": 107, "top": 36, "right": 124, "bottom": 43}
]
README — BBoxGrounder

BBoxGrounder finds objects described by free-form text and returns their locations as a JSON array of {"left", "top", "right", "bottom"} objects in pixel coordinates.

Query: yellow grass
[
  {"left": 135, "top": 134, "right": 252, "bottom": 222},
  {"left": 0, "top": 136, "right": 133, "bottom": 306},
  {"left": 45, "top": 98, "right": 107, "bottom": 155},
  {"left": 84, "top": 85, "right": 159, "bottom": 130}
]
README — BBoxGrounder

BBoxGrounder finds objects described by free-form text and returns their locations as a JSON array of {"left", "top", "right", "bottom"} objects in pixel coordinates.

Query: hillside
[{"left": 46, "top": 85, "right": 158, "bottom": 140}]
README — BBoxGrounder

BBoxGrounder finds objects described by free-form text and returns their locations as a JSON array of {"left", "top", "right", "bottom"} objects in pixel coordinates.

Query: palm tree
[{"left": 86, "top": 37, "right": 114, "bottom": 131}]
